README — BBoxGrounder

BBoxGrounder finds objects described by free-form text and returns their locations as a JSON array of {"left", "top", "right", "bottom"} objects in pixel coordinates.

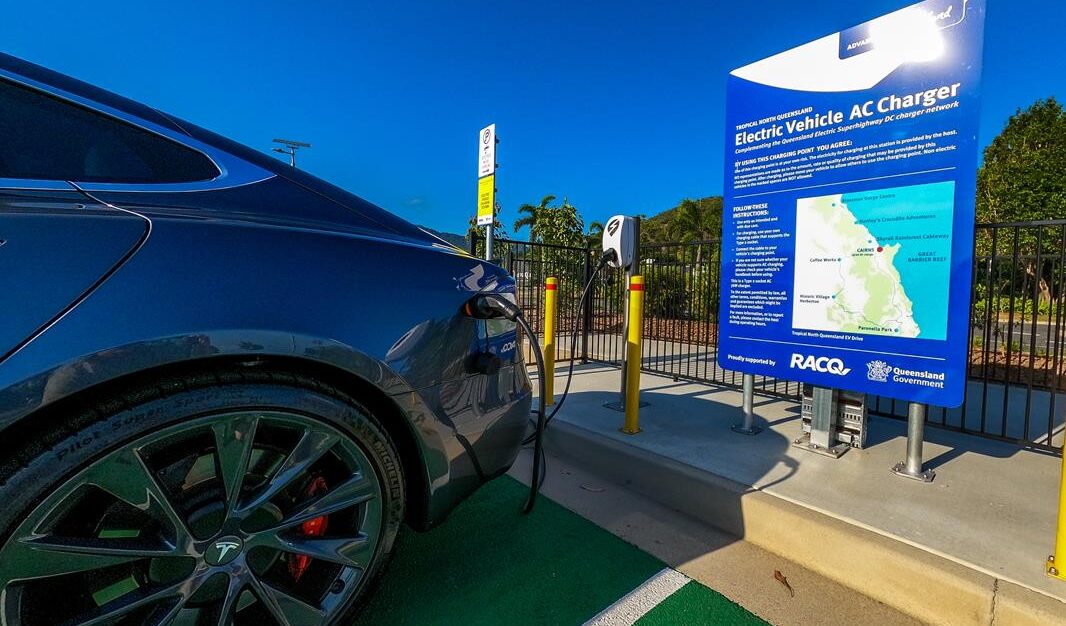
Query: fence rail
[{"left": 491, "top": 221, "right": 1066, "bottom": 453}]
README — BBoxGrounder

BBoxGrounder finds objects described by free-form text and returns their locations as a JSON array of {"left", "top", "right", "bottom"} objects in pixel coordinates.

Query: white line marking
[
  {"left": 584, "top": 568, "right": 690, "bottom": 626},
  {"left": 733, "top": 167, "right": 956, "bottom": 199},
  {"left": 729, "top": 335, "right": 947, "bottom": 361}
]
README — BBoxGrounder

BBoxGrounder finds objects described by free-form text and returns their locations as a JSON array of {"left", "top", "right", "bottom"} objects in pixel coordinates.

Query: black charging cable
[
  {"left": 472, "top": 249, "right": 615, "bottom": 513},
  {"left": 465, "top": 292, "right": 546, "bottom": 512},
  {"left": 521, "top": 253, "right": 611, "bottom": 447}
]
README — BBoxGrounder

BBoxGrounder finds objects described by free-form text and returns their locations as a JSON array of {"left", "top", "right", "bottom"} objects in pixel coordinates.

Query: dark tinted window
[{"left": 0, "top": 78, "right": 220, "bottom": 183}]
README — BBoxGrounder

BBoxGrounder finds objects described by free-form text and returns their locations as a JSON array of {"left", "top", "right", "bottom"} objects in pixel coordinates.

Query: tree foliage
[
  {"left": 669, "top": 197, "right": 723, "bottom": 243},
  {"left": 513, "top": 195, "right": 556, "bottom": 243},
  {"left": 641, "top": 196, "right": 723, "bottom": 244},
  {"left": 512, "top": 195, "right": 585, "bottom": 248},
  {"left": 977, "top": 97, "right": 1066, "bottom": 225},
  {"left": 466, "top": 210, "right": 503, "bottom": 257},
  {"left": 585, "top": 220, "right": 604, "bottom": 249},
  {"left": 974, "top": 98, "right": 1066, "bottom": 308}
]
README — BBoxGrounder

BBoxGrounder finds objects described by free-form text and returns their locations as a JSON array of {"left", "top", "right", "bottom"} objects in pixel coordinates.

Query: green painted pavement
[
  {"left": 351, "top": 476, "right": 764, "bottom": 625},
  {"left": 635, "top": 582, "right": 766, "bottom": 626}
]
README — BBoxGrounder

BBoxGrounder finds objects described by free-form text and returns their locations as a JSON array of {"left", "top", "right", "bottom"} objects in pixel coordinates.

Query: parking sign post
[{"left": 476, "top": 124, "right": 497, "bottom": 260}]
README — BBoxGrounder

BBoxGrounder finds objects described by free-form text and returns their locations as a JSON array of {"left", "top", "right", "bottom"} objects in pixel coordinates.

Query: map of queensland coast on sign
[{"left": 792, "top": 181, "right": 955, "bottom": 340}]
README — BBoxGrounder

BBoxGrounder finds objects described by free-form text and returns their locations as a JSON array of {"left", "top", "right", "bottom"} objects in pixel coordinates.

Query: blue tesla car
[{"left": 0, "top": 53, "right": 531, "bottom": 626}]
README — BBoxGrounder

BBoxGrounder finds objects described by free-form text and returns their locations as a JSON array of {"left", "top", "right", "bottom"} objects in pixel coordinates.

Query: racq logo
[{"left": 789, "top": 353, "right": 851, "bottom": 376}]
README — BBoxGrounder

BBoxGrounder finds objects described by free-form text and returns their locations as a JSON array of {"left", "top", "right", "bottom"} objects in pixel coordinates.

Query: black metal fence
[
  {"left": 491, "top": 239, "right": 592, "bottom": 360},
  {"left": 870, "top": 220, "right": 1066, "bottom": 451},
  {"left": 488, "top": 221, "right": 1066, "bottom": 454}
]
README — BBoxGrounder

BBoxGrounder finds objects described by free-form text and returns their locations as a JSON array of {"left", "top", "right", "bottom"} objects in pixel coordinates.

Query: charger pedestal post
[{"left": 606, "top": 216, "right": 647, "bottom": 412}]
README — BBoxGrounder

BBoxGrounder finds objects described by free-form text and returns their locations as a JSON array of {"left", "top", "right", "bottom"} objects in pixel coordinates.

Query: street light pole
[{"left": 272, "top": 138, "right": 311, "bottom": 169}]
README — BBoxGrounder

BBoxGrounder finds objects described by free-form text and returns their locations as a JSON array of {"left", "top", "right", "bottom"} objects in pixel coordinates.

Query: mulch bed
[{"left": 969, "top": 351, "right": 1066, "bottom": 390}]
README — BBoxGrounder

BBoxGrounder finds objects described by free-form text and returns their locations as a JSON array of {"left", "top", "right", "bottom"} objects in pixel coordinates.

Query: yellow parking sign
[{"left": 477, "top": 174, "right": 495, "bottom": 226}]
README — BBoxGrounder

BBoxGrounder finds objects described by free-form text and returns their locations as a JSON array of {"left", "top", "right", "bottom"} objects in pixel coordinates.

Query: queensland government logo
[{"left": 866, "top": 360, "right": 892, "bottom": 382}]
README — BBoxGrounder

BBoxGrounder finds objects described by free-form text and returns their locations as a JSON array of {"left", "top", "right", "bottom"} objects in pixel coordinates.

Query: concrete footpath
[
  {"left": 535, "top": 363, "right": 1066, "bottom": 625},
  {"left": 509, "top": 450, "right": 923, "bottom": 626}
]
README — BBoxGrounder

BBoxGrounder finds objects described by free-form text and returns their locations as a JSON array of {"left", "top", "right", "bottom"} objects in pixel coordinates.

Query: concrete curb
[{"left": 545, "top": 420, "right": 1066, "bottom": 626}]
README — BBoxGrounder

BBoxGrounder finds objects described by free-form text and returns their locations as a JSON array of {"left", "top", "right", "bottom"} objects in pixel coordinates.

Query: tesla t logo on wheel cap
[{"left": 206, "top": 537, "right": 243, "bottom": 566}]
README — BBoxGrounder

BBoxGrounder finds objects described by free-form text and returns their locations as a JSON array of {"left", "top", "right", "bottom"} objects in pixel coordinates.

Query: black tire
[{"left": 0, "top": 368, "right": 405, "bottom": 626}]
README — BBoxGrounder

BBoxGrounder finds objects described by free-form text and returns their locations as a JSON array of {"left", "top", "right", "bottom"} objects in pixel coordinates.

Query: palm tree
[
  {"left": 670, "top": 198, "right": 711, "bottom": 265},
  {"left": 513, "top": 194, "right": 556, "bottom": 243},
  {"left": 586, "top": 220, "right": 604, "bottom": 249}
]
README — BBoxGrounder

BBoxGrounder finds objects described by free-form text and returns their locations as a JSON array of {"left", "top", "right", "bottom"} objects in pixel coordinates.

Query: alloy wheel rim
[{"left": 0, "top": 410, "right": 384, "bottom": 626}]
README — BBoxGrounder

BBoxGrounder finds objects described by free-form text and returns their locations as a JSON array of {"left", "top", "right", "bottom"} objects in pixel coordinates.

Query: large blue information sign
[{"left": 719, "top": 0, "right": 986, "bottom": 407}]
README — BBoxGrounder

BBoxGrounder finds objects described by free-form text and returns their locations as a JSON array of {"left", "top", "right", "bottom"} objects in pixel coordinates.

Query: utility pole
[{"left": 272, "top": 138, "right": 311, "bottom": 168}]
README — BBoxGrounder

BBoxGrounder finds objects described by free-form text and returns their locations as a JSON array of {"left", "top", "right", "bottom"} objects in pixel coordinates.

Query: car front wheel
[{"left": 0, "top": 369, "right": 404, "bottom": 626}]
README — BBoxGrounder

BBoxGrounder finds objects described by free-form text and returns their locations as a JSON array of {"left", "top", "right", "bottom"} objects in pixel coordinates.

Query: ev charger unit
[{"left": 603, "top": 215, "right": 636, "bottom": 270}]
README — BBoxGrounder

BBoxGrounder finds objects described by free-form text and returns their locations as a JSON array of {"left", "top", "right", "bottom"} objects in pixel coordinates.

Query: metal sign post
[
  {"left": 476, "top": 124, "right": 497, "bottom": 261},
  {"left": 731, "top": 373, "right": 762, "bottom": 435},
  {"left": 892, "top": 403, "right": 935, "bottom": 482}
]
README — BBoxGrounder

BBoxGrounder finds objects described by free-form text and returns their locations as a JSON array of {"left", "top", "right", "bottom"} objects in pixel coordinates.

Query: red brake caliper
[{"left": 288, "top": 476, "right": 330, "bottom": 581}]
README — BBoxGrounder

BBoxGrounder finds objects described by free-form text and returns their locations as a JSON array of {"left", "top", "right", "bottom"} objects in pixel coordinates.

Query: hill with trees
[
  {"left": 640, "top": 196, "right": 723, "bottom": 244},
  {"left": 420, "top": 225, "right": 468, "bottom": 249}
]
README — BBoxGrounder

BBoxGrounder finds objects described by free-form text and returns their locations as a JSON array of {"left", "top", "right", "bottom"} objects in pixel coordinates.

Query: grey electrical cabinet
[{"left": 800, "top": 385, "right": 868, "bottom": 449}]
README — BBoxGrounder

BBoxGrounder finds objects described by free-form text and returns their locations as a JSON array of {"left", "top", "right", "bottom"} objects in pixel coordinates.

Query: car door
[
  {"left": 0, "top": 75, "right": 177, "bottom": 363},
  {"left": 0, "top": 187, "right": 147, "bottom": 363},
  {"left": 0, "top": 60, "right": 281, "bottom": 364}
]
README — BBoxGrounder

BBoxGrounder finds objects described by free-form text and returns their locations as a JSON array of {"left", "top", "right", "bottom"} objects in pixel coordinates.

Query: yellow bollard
[
  {"left": 543, "top": 277, "right": 557, "bottom": 406},
  {"left": 1048, "top": 449, "right": 1066, "bottom": 581},
  {"left": 622, "top": 275, "right": 644, "bottom": 434}
]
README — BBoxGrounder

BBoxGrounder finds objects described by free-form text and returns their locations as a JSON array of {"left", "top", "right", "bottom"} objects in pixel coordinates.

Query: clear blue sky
[{"left": 4, "top": 1, "right": 1062, "bottom": 235}]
